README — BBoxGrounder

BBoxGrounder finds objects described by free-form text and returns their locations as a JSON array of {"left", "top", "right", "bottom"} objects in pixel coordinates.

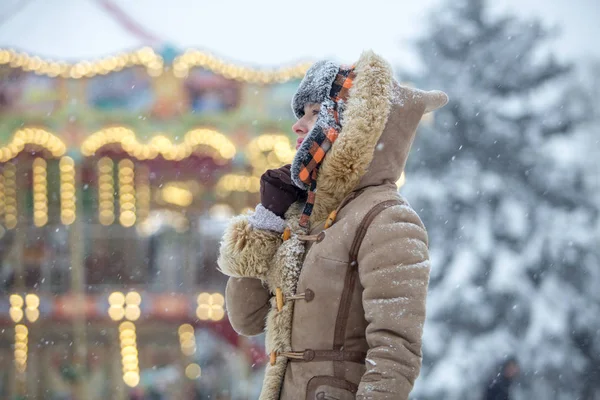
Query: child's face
[{"left": 292, "top": 103, "right": 321, "bottom": 150}]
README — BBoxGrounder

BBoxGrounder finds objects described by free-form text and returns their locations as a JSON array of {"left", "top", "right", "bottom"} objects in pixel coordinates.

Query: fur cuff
[
  {"left": 248, "top": 204, "right": 287, "bottom": 233},
  {"left": 217, "top": 215, "right": 282, "bottom": 279}
]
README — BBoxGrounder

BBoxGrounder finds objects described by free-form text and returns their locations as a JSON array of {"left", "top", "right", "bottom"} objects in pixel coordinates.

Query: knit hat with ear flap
[{"left": 291, "top": 61, "right": 356, "bottom": 228}]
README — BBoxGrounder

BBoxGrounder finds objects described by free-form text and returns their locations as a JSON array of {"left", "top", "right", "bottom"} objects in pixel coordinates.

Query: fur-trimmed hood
[{"left": 296, "top": 51, "right": 448, "bottom": 225}]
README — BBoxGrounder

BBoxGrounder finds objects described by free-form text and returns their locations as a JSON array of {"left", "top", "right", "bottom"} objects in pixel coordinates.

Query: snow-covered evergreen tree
[{"left": 400, "top": 0, "right": 600, "bottom": 399}]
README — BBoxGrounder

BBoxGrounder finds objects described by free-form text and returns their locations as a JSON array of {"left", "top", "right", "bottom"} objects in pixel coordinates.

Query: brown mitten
[{"left": 260, "top": 164, "right": 306, "bottom": 218}]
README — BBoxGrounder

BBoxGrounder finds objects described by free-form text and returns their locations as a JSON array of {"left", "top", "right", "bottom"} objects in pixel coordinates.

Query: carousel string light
[
  {"left": 215, "top": 134, "right": 294, "bottom": 198},
  {"left": 24, "top": 294, "right": 40, "bottom": 323},
  {"left": 108, "top": 291, "right": 142, "bottom": 322},
  {"left": 172, "top": 49, "right": 311, "bottom": 83},
  {"left": 124, "top": 291, "right": 142, "bottom": 322},
  {"left": 196, "top": 292, "right": 225, "bottom": 321},
  {"left": 108, "top": 292, "right": 125, "bottom": 321},
  {"left": 246, "top": 134, "right": 295, "bottom": 174},
  {"left": 0, "top": 47, "right": 308, "bottom": 83},
  {"left": 9, "top": 293, "right": 41, "bottom": 324},
  {"left": 0, "top": 47, "right": 163, "bottom": 79},
  {"left": 113, "top": 292, "right": 142, "bottom": 385},
  {"left": 215, "top": 174, "right": 260, "bottom": 198},
  {"left": 161, "top": 184, "right": 193, "bottom": 207},
  {"left": 119, "top": 321, "right": 140, "bottom": 387},
  {"left": 14, "top": 324, "right": 28, "bottom": 374},
  {"left": 11, "top": 294, "right": 39, "bottom": 376},
  {"left": 185, "top": 128, "right": 236, "bottom": 163},
  {"left": 81, "top": 127, "right": 236, "bottom": 163},
  {"left": 59, "top": 157, "right": 76, "bottom": 225},
  {"left": 185, "top": 363, "right": 202, "bottom": 380},
  {"left": 156, "top": 181, "right": 200, "bottom": 208},
  {"left": 32, "top": 158, "right": 48, "bottom": 227},
  {"left": 9, "top": 294, "right": 24, "bottom": 323},
  {"left": 0, "top": 170, "right": 4, "bottom": 220},
  {"left": 178, "top": 324, "right": 197, "bottom": 357},
  {"left": 0, "top": 128, "right": 66, "bottom": 162},
  {"left": 98, "top": 157, "right": 115, "bottom": 226},
  {"left": 118, "top": 159, "right": 136, "bottom": 228},
  {"left": 3, "top": 163, "right": 17, "bottom": 230}
]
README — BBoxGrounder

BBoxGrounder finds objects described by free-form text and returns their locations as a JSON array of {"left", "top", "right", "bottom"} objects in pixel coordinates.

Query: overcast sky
[{"left": 0, "top": 0, "right": 598, "bottom": 70}]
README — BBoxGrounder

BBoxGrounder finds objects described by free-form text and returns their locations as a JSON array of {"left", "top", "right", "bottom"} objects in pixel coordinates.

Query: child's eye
[{"left": 312, "top": 109, "right": 319, "bottom": 116}]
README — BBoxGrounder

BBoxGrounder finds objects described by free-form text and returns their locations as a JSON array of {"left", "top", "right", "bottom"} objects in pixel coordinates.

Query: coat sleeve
[
  {"left": 217, "top": 205, "right": 284, "bottom": 337},
  {"left": 226, "top": 277, "right": 271, "bottom": 336},
  {"left": 356, "top": 204, "right": 431, "bottom": 400}
]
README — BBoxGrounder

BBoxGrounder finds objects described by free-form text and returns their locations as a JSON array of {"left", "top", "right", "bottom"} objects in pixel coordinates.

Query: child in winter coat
[{"left": 218, "top": 50, "right": 448, "bottom": 400}]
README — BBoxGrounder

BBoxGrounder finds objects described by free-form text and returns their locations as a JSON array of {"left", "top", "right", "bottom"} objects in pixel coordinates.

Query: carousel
[
  {"left": 0, "top": 2, "right": 428, "bottom": 397},
  {"left": 0, "top": 17, "right": 310, "bottom": 400}
]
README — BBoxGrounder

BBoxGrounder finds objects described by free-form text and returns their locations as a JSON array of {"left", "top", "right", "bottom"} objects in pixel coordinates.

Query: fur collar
[{"left": 309, "top": 51, "right": 393, "bottom": 225}]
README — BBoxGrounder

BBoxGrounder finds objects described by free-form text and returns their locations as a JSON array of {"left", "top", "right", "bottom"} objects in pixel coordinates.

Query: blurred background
[{"left": 0, "top": 0, "right": 598, "bottom": 399}]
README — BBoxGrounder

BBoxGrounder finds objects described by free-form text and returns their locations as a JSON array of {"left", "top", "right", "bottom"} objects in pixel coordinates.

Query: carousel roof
[
  {"left": 0, "top": 0, "right": 419, "bottom": 68},
  {"left": 0, "top": 0, "right": 596, "bottom": 73}
]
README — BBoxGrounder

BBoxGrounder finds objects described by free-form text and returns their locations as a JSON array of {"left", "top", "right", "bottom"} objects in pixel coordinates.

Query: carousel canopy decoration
[
  {"left": 0, "top": 46, "right": 311, "bottom": 83},
  {"left": 0, "top": 128, "right": 67, "bottom": 162},
  {"left": 81, "top": 126, "right": 236, "bottom": 162}
]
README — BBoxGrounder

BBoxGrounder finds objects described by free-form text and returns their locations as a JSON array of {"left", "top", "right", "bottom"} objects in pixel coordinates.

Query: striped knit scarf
[{"left": 296, "top": 66, "right": 356, "bottom": 228}]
